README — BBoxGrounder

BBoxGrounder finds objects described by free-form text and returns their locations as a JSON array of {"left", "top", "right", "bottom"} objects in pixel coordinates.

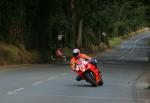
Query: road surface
[{"left": 0, "top": 32, "right": 150, "bottom": 103}]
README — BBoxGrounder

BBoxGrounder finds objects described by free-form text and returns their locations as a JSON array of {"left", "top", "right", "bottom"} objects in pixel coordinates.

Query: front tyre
[
  {"left": 83, "top": 71, "right": 97, "bottom": 87},
  {"left": 98, "top": 70, "right": 103, "bottom": 86},
  {"left": 98, "top": 79, "right": 103, "bottom": 86}
]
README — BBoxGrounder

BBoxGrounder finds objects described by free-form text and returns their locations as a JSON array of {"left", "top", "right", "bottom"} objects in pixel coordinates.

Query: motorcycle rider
[{"left": 70, "top": 48, "right": 92, "bottom": 81}]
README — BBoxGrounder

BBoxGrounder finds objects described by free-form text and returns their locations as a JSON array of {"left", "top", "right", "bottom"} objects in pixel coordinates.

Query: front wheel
[
  {"left": 83, "top": 71, "right": 97, "bottom": 87},
  {"left": 98, "top": 70, "right": 103, "bottom": 86},
  {"left": 98, "top": 79, "right": 103, "bottom": 86}
]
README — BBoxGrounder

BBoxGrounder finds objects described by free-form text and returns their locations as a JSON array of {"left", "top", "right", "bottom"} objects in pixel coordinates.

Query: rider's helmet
[{"left": 73, "top": 48, "right": 80, "bottom": 57}]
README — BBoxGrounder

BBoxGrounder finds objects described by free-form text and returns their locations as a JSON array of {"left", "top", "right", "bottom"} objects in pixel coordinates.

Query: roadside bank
[{"left": 136, "top": 69, "right": 150, "bottom": 89}]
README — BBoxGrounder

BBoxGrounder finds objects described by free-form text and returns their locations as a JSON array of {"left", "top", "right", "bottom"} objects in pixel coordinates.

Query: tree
[{"left": 0, "top": 0, "right": 148, "bottom": 51}]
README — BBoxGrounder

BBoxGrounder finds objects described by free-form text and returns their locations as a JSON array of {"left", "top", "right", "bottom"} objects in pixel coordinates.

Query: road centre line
[
  {"left": 119, "top": 35, "right": 150, "bottom": 59},
  {"left": 47, "top": 75, "right": 60, "bottom": 80},
  {"left": 60, "top": 73, "right": 68, "bottom": 76},
  {"left": 7, "top": 73, "right": 68, "bottom": 95},
  {"left": 32, "top": 73, "right": 67, "bottom": 86},
  {"left": 32, "top": 81, "right": 44, "bottom": 86},
  {"left": 7, "top": 88, "right": 24, "bottom": 95},
  {"left": 119, "top": 37, "right": 141, "bottom": 59},
  {"left": 31, "top": 73, "right": 68, "bottom": 86},
  {"left": 31, "top": 73, "right": 68, "bottom": 87},
  {"left": 47, "top": 73, "right": 68, "bottom": 80}
]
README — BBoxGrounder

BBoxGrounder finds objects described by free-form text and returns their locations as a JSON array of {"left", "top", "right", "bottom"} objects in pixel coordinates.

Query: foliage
[{"left": 0, "top": 0, "right": 149, "bottom": 63}]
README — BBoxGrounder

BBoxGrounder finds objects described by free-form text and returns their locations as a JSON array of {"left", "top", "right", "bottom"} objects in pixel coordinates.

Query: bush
[
  {"left": 148, "top": 40, "right": 150, "bottom": 62},
  {"left": 62, "top": 47, "right": 72, "bottom": 57},
  {"left": 87, "top": 42, "right": 108, "bottom": 53},
  {"left": 0, "top": 42, "right": 40, "bottom": 65},
  {"left": 148, "top": 41, "right": 150, "bottom": 46},
  {"left": 0, "top": 42, "right": 19, "bottom": 64},
  {"left": 148, "top": 52, "right": 150, "bottom": 62},
  {"left": 109, "top": 37, "right": 122, "bottom": 47},
  {"left": 99, "top": 42, "right": 108, "bottom": 51}
]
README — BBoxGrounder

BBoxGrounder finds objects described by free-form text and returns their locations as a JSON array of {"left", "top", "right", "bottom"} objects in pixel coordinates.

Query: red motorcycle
[{"left": 74, "top": 58, "right": 103, "bottom": 87}]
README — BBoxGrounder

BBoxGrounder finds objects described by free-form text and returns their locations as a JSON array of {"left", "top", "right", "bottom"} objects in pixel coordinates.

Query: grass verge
[{"left": 109, "top": 37, "right": 122, "bottom": 47}]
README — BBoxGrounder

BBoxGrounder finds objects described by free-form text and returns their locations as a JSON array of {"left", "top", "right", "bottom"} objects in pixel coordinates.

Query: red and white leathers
[{"left": 70, "top": 53, "right": 91, "bottom": 71}]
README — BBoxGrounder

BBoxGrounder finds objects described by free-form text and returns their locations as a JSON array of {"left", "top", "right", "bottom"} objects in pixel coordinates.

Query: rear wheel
[{"left": 83, "top": 71, "right": 97, "bottom": 87}]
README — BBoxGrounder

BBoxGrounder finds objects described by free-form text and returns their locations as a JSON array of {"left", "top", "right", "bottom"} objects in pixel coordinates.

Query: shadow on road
[{"left": 99, "top": 59, "right": 149, "bottom": 65}]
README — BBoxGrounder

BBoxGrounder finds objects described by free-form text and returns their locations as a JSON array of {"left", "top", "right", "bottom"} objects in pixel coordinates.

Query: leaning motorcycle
[{"left": 74, "top": 58, "right": 103, "bottom": 87}]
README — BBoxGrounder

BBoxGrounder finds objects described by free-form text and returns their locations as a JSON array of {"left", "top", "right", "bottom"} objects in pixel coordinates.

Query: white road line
[
  {"left": 7, "top": 88, "right": 24, "bottom": 95},
  {"left": 32, "top": 81, "right": 44, "bottom": 86},
  {"left": 7, "top": 92, "right": 16, "bottom": 95},
  {"left": 60, "top": 73, "right": 68, "bottom": 76},
  {"left": 119, "top": 35, "right": 150, "bottom": 59},
  {"left": 32, "top": 73, "right": 68, "bottom": 86},
  {"left": 49, "top": 95, "right": 146, "bottom": 101},
  {"left": 47, "top": 73, "right": 68, "bottom": 81},
  {"left": 13, "top": 88, "right": 24, "bottom": 92},
  {"left": 7, "top": 73, "right": 68, "bottom": 95},
  {"left": 119, "top": 38, "right": 139, "bottom": 59},
  {"left": 47, "top": 75, "right": 59, "bottom": 80}
]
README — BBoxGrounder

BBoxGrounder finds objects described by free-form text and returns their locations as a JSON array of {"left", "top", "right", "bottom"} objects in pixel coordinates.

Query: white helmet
[{"left": 73, "top": 48, "right": 80, "bottom": 57}]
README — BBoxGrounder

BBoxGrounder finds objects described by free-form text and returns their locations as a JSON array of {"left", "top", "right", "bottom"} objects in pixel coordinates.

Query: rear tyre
[{"left": 83, "top": 71, "right": 97, "bottom": 87}]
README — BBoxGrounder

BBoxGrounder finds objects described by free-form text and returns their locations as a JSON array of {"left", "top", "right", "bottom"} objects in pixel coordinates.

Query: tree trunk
[
  {"left": 71, "top": 0, "right": 76, "bottom": 47},
  {"left": 77, "top": 19, "right": 83, "bottom": 48}
]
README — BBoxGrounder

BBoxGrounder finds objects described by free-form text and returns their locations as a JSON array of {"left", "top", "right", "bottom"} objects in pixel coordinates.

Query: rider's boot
[{"left": 76, "top": 75, "right": 83, "bottom": 81}]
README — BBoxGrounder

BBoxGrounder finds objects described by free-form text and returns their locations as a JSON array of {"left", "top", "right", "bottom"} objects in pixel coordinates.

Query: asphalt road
[{"left": 0, "top": 32, "right": 150, "bottom": 103}]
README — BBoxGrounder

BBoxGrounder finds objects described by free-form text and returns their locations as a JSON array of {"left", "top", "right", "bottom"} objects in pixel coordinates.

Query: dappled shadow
[{"left": 98, "top": 58, "right": 150, "bottom": 65}]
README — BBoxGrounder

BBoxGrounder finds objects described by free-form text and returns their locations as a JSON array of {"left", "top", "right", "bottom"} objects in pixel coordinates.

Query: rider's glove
[
  {"left": 72, "top": 67, "right": 76, "bottom": 71},
  {"left": 72, "top": 66, "right": 80, "bottom": 71}
]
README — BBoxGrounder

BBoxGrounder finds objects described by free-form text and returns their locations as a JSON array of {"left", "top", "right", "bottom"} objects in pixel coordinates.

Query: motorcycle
[{"left": 74, "top": 58, "right": 103, "bottom": 87}]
